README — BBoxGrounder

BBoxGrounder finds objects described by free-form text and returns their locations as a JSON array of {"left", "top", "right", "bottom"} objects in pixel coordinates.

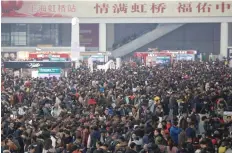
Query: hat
[
  {"left": 212, "top": 139, "right": 217, "bottom": 145},
  {"left": 154, "top": 96, "right": 160, "bottom": 101}
]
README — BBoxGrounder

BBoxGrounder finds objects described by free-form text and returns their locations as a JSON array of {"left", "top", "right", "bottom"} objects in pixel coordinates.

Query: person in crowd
[
  {"left": 166, "top": 139, "right": 178, "bottom": 153},
  {"left": 198, "top": 139, "right": 211, "bottom": 153},
  {"left": 170, "top": 121, "right": 182, "bottom": 145},
  {"left": 185, "top": 122, "right": 196, "bottom": 140},
  {"left": 1, "top": 60, "right": 232, "bottom": 153},
  {"left": 126, "top": 142, "right": 137, "bottom": 153}
]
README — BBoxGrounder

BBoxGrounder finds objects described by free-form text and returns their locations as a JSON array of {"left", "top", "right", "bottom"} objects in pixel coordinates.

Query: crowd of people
[{"left": 1, "top": 60, "right": 232, "bottom": 153}]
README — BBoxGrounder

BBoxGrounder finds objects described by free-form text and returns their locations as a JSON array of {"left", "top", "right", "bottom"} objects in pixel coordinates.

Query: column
[
  {"left": 99, "top": 23, "right": 107, "bottom": 52},
  {"left": 71, "top": 17, "right": 80, "bottom": 68},
  {"left": 27, "top": 24, "right": 30, "bottom": 46},
  {"left": 228, "top": 23, "right": 232, "bottom": 46},
  {"left": 220, "top": 22, "right": 228, "bottom": 58},
  {"left": 116, "top": 58, "right": 121, "bottom": 69}
]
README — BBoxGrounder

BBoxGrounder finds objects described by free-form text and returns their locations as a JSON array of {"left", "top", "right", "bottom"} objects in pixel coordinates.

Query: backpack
[{"left": 11, "top": 137, "right": 21, "bottom": 151}]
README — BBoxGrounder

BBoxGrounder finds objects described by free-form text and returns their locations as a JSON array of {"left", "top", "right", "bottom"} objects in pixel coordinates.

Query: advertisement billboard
[
  {"left": 156, "top": 56, "right": 171, "bottom": 65},
  {"left": 80, "top": 24, "right": 99, "bottom": 50},
  {"left": 1, "top": 52, "right": 17, "bottom": 61}
]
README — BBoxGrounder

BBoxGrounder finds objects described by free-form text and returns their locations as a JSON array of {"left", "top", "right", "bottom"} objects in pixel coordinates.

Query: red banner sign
[
  {"left": 1, "top": 1, "right": 232, "bottom": 18},
  {"left": 29, "top": 53, "right": 70, "bottom": 59}
]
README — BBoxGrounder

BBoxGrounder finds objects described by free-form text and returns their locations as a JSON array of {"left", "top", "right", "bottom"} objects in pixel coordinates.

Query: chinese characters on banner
[
  {"left": 2, "top": 1, "right": 232, "bottom": 18},
  {"left": 31, "top": 4, "right": 76, "bottom": 13},
  {"left": 94, "top": 2, "right": 232, "bottom": 15}
]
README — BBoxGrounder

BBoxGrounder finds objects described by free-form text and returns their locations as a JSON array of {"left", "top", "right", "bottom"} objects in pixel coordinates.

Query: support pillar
[
  {"left": 71, "top": 17, "right": 80, "bottom": 68},
  {"left": 99, "top": 23, "right": 107, "bottom": 52},
  {"left": 220, "top": 22, "right": 228, "bottom": 58},
  {"left": 116, "top": 58, "right": 121, "bottom": 69}
]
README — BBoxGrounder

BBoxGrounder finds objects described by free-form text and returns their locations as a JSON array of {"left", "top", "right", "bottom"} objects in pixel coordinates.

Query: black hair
[
  {"left": 173, "top": 121, "right": 178, "bottom": 126},
  {"left": 130, "top": 142, "right": 136, "bottom": 149}
]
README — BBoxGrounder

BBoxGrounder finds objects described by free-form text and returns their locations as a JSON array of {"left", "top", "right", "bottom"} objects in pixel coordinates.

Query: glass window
[
  {"left": 28, "top": 24, "right": 58, "bottom": 46},
  {"left": 11, "top": 24, "right": 27, "bottom": 46},
  {"left": 1, "top": 24, "right": 11, "bottom": 46}
]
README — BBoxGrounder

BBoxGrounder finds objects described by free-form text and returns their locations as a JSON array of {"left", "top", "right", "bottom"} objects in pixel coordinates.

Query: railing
[{"left": 112, "top": 24, "right": 158, "bottom": 50}]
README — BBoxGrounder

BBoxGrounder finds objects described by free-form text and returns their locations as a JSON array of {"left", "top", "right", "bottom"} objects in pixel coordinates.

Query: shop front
[
  {"left": 3, "top": 61, "right": 71, "bottom": 78},
  {"left": 134, "top": 50, "right": 197, "bottom": 66},
  {"left": 28, "top": 52, "right": 70, "bottom": 61}
]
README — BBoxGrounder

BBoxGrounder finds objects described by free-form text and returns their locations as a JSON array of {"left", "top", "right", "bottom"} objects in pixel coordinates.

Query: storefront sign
[
  {"left": 38, "top": 68, "right": 61, "bottom": 74},
  {"left": 49, "top": 57, "right": 66, "bottom": 61},
  {"left": 27, "top": 63, "right": 41, "bottom": 68},
  {"left": 2, "top": 1, "right": 232, "bottom": 18},
  {"left": 29, "top": 53, "right": 70, "bottom": 59},
  {"left": 3, "top": 61, "right": 71, "bottom": 69}
]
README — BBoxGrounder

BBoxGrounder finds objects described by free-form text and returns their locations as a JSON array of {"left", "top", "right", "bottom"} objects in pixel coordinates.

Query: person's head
[
  {"left": 129, "top": 142, "right": 136, "bottom": 151},
  {"left": 96, "top": 141, "right": 103, "bottom": 149},
  {"left": 161, "top": 120, "right": 167, "bottom": 126},
  {"left": 154, "top": 128, "right": 161, "bottom": 136},
  {"left": 154, "top": 96, "right": 160, "bottom": 104},
  {"left": 9, "top": 122, "right": 14, "bottom": 129},
  {"left": 200, "top": 138, "right": 208, "bottom": 149},
  {"left": 201, "top": 116, "right": 208, "bottom": 122},
  {"left": 76, "top": 136, "right": 82, "bottom": 143},
  {"left": 173, "top": 121, "right": 178, "bottom": 127},
  {"left": 167, "top": 139, "right": 174, "bottom": 149},
  {"left": 147, "top": 143, "right": 159, "bottom": 153},
  {"left": 28, "top": 145, "right": 36, "bottom": 153},
  {"left": 186, "top": 137, "right": 193, "bottom": 143},
  {"left": 189, "top": 122, "right": 195, "bottom": 128},
  {"left": 65, "top": 131, "right": 70, "bottom": 137},
  {"left": 161, "top": 129, "right": 165, "bottom": 136},
  {"left": 226, "top": 116, "right": 231, "bottom": 122},
  {"left": 118, "top": 136, "right": 125, "bottom": 143}
]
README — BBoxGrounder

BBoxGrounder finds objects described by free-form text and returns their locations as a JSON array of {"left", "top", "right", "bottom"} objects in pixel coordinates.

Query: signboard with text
[
  {"left": 29, "top": 53, "right": 70, "bottom": 59},
  {"left": 2, "top": 1, "right": 232, "bottom": 18},
  {"left": 80, "top": 24, "right": 99, "bottom": 50},
  {"left": 38, "top": 68, "right": 61, "bottom": 74}
]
